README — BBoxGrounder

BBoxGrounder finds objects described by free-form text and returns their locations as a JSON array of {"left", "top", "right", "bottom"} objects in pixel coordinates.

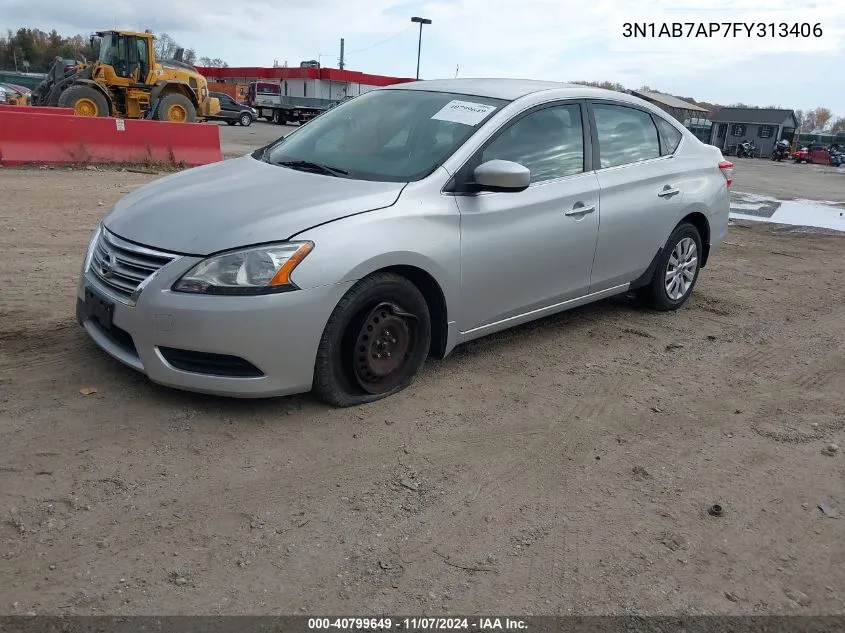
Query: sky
[{"left": 2, "top": 0, "right": 844, "bottom": 114}]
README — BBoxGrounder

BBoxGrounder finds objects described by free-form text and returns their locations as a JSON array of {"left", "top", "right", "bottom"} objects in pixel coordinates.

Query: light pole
[{"left": 411, "top": 16, "right": 432, "bottom": 80}]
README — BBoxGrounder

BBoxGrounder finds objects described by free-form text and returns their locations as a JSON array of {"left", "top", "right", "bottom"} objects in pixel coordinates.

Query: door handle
[
  {"left": 657, "top": 187, "right": 680, "bottom": 198},
  {"left": 564, "top": 205, "right": 595, "bottom": 217}
]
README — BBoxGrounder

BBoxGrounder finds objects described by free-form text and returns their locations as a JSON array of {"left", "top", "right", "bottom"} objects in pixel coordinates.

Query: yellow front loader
[{"left": 33, "top": 30, "right": 219, "bottom": 122}]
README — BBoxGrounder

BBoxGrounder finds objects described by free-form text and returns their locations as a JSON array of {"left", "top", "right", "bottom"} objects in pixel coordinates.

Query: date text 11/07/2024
[
  {"left": 307, "top": 618, "right": 528, "bottom": 631},
  {"left": 622, "top": 22, "right": 823, "bottom": 38}
]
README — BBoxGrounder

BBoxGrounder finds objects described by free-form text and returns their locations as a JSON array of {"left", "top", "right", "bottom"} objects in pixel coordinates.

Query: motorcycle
[
  {"left": 735, "top": 139, "right": 757, "bottom": 158},
  {"left": 829, "top": 147, "right": 843, "bottom": 167},
  {"left": 771, "top": 139, "right": 790, "bottom": 161}
]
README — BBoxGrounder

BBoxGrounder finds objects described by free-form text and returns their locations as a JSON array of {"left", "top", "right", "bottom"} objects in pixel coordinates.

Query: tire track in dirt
[{"left": 393, "top": 372, "right": 630, "bottom": 573}]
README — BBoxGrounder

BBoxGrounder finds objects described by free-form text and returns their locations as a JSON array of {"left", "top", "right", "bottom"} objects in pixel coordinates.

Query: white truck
[{"left": 246, "top": 81, "right": 335, "bottom": 125}]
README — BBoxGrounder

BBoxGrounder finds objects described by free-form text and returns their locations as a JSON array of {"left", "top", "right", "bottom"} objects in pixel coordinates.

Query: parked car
[
  {"left": 205, "top": 91, "right": 257, "bottom": 126},
  {"left": 0, "top": 82, "right": 30, "bottom": 105},
  {"left": 76, "top": 79, "right": 731, "bottom": 406}
]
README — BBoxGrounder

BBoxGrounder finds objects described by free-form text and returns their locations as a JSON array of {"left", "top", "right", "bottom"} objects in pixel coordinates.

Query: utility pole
[
  {"left": 410, "top": 16, "right": 432, "bottom": 80},
  {"left": 339, "top": 38, "right": 345, "bottom": 70}
]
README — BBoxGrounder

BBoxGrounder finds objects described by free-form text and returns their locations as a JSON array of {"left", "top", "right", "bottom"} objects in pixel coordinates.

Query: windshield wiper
[{"left": 275, "top": 159, "right": 349, "bottom": 177}]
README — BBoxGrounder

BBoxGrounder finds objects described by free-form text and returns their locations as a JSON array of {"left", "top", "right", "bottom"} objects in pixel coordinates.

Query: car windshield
[{"left": 259, "top": 89, "right": 509, "bottom": 182}]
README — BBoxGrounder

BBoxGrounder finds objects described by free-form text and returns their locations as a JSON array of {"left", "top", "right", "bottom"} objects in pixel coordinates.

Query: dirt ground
[{"left": 1, "top": 158, "right": 844, "bottom": 617}]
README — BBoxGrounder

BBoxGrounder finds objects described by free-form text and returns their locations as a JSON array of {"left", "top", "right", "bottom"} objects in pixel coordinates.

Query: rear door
[{"left": 587, "top": 100, "right": 686, "bottom": 292}]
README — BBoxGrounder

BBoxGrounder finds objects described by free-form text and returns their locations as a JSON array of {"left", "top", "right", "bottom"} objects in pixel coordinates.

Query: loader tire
[
  {"left": 156, "top": 93, "right": 197, "bottom": 123},
  {"left": 58, "top": 85, "right": 109, "bottom": 117}
]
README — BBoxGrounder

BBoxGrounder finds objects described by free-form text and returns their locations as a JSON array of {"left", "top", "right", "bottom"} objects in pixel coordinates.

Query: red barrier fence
[
  {"left": 0, "top": 109, "right": 222, "bottom": 167},
  {"left": 0, "top": 105, "right": 75, "bottom": 115}
]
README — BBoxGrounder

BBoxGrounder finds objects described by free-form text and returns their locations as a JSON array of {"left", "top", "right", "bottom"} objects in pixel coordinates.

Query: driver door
[{"left": 454, "top": 101, "right": 601, "bottom": 333}]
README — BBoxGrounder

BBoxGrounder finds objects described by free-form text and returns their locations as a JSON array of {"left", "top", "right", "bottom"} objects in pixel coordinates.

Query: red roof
[{"left": 195, "top": 66, "right": 416, "bottom": 87}]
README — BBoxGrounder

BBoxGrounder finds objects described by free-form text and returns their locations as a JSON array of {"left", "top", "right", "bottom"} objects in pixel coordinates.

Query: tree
[
  {"left": 572, "top": 80, "right": 627, "bottom": 93},
  {"left": 800, "top": 107, "right": 834, "bottom": 132},
  {"left": 811, "top": 107, "right": 833, "bottom": 131},
  {"left": 153, "top": 32, "right": 180, "bottom": 60},
  {"left": 184, "top": 48, "right": 197, "bottom": 65},
  {"left": 830, "top": 117, "right": 845, "bottom": 134},
  {"left": 198, "top": 56, "right": 228, "bottom": 68}
]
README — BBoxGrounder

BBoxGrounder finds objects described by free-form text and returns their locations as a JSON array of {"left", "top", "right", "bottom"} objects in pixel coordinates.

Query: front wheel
[
  {"left": 637, "top": 223, "right": 703, "bottom": 311},
  {"left": 156, "top": 93, "right": 196, "bottom": 123},
  {"left": 240, "top": 113, "right": 252, "bottom": 126},
  {"left": 312, "top": 272, "right": 432, "bottom": 407},
  {"left": 57, "top": 84, "right": 109, "bottom": 117}
]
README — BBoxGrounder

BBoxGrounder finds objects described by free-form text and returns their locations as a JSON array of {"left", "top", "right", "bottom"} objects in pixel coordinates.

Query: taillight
[{"left": 719, "top": 160, "right": 733, "bottom": 188}]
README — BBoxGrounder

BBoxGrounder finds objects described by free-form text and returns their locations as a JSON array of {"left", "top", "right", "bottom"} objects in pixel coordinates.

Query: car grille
[{"left": 89, "top": 229, "right": 177, "bottom": 304}]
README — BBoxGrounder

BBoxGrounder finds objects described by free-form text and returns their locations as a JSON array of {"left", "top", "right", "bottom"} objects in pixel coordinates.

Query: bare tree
[
  {"left": 199, "top": 56, "right": 228, "bottom": 68},
  {"left": 830, "top": 117, "right": 845, "bottom": 134},
  {"left": 812, "top": 107, "right": 833, "bottom": 131},
  {"left": 153, "top": 32, "right": 179, "bottom": 60}
]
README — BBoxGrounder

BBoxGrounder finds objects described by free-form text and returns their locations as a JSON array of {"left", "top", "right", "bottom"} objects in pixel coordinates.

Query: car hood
[{"left": 103, "top": 155, "right": 406, "bottom": 255}]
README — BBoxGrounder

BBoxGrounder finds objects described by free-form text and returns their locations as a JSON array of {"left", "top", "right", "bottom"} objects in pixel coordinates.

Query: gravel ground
[{"left": 0, "top": 157, "right": 843, "bottom": 617}]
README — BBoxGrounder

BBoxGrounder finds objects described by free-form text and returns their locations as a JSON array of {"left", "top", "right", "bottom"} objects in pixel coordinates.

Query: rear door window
[{"left": 592, "top": 103, "right": 661, "bottom": 168}]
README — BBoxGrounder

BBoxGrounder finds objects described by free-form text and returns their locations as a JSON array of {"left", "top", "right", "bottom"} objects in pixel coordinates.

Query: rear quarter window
[{"left": 654, "top": 116, "right": 683, "bottom": 155}]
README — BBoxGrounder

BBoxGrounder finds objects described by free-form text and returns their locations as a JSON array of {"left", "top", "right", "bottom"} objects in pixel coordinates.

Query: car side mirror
[{"left": 473, "top": 160, "right": 530, "bottom": 192}]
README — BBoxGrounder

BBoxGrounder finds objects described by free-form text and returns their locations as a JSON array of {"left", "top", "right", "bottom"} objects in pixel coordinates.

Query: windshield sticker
[{"left": 431, "top": 100, "right": 497, "bottom": 126}]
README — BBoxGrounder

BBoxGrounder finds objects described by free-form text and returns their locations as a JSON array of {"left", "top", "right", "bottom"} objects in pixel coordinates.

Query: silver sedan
[{"left": 76, "top": 78, "right": 732, "bottom": 406}]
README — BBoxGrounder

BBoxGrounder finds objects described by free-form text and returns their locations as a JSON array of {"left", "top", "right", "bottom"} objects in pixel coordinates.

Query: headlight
[
  {"left": 172, "top": 241, "right": 314, "bottom": 295},
  {"left": 83, "top": 224, "right": 102, "bottom": 272}
]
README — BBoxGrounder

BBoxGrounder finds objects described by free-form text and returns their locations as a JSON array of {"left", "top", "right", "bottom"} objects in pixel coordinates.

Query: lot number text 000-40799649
[{"left": 622, "top": 22, "right": 823, "bottom": 38}]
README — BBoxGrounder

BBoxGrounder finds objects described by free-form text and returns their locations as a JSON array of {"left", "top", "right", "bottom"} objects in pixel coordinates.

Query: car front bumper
[{"left": 76, "top": 252, "right": 353, "bottom": 398}]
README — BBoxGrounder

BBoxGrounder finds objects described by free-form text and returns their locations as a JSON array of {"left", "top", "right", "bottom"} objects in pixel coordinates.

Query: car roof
[{"left": 380, "top": 78, "right": 636, "bottom": 103}]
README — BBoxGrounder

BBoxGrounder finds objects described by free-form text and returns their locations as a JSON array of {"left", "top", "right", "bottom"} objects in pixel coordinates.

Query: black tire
[
  {"left": 156, "top": 93, "right": 197, "bottom": 123},
  {"left": 272, "top": 110, "right": 284, "bottom": 125},
  {"left": 239, "top": 112, "right": 252, "bottom": 126},
  {"left": 312, "top": 272, "right": 432, "bottom": 407},
  {"left": 57, "top": 84, "right": 109, "bottom": 117},
  {"left": 638, "top": 222, "right": 703, "bottom": 311}
]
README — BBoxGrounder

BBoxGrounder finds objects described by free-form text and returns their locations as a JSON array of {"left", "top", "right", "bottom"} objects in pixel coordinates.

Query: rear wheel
[
  {"left": 312, "top": 272, "right": 431, "bottom": 407},
  {"left": 272, "top": 110, "right": 284, "bottom": 125},
  {"left": 58, "top": 85, "right": 109, "bottom": 117},
  {"left": 638, "top": 222, "right": 703, "bottom": 311},
  {"left": 156, "top": 93, "right": 196, "bottom": 123}
]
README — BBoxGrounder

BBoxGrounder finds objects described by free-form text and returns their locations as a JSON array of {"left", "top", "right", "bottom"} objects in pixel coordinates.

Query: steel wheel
[
  {"left": 74, "top": 97, "right": 99, "bottom": 116},
  {"left": 167, "top": 104, "right": 188, "bottom": 122},
  {"left": 352, "top": 302, "right": 418, "bottom": 394},
  {"left": 312, "top": 272, "right": 432, "bottom": 407},
  {"left": 665, "top": 237, "right": 698, "bottom": 301}
]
